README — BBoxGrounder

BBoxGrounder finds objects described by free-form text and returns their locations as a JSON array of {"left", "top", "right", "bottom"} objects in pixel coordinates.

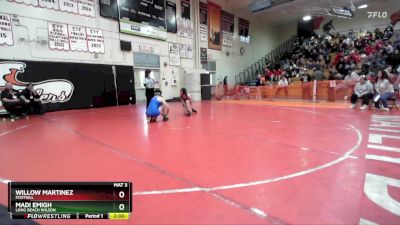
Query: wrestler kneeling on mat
[
  {"left": 146, "top": 89, "right": 170, "bottom": 122},
  {"left": 180, "top": 88, "right": 197, "bottom": 116}
]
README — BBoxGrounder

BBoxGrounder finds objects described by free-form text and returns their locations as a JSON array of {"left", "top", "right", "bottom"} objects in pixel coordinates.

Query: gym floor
[{"left": 0, "top": 101, "right": 399, "bottom": 224}]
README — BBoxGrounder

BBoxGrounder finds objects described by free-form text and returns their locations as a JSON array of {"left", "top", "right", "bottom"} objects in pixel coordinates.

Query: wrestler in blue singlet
[{"left": 146, "top": 96, "right": 162, "bottom": 117}]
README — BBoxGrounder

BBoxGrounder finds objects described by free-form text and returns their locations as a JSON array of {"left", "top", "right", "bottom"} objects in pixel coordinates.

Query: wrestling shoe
[
  {"left": 163, "top": 115, "right": 169, "bottom": 121},
  {"left": 349, "top": 104, "right": 356, "bottom": 109}
]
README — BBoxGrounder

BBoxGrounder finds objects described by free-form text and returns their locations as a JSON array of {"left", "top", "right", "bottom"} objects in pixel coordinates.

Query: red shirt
[
  {"left": 274, "top": 69, "right": 283, "bottom": 76},
  {"left": 265, "top": 70, "right": 274, "bottom": 78},
  {"left": 364, "top": 46, "right": 375, "bottom": 56},
  {"left": 333, "top": 52, "right": 343, "bottom": 65},
  {"left": 350, "top": 52, "right": 361, "bottom": 64}
]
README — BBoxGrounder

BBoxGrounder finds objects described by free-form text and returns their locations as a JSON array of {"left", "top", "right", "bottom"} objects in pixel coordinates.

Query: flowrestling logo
[
  {"left": 367, "top": 11, "right": 388, "bottom": 19},
  {"left": 0, "top": 62, "right": 74, "bottom": 104}
]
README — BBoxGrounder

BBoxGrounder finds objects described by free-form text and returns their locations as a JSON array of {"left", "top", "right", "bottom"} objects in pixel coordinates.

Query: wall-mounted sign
[
  {"left": 221, "top": 10, "right": 234, "bottom": 47},
  {"left": 0, "top": 13, "right": 14, "bottom": 46},
  {"left": 60, "top": 0, "right": 78, "bottom": 14},
  {"left": 118, "top": 0, "right": 167, "bottom": 40},
  {"left": 169, "top": 43, "right": 181, "bottom": 66},
  {"left": 177, "top": 17, "right": 193, "bottom": 39},
  {"left": 181, "top": 0, "right": 191, "bottom": 20},
  {"left": 12, "top": 0, "right": 38, "bottom": 6},
  {"left": 48, "top": 22, "right": 70, "bottom": 51},
  {"left": 139, "top": 44, "right": 154, "bottom": 54},
  {"left": 208, "top": 2, "right": 221, "bottom": 50},
  {"left": 200, "top": 47, "right": 207, "bottom": 64},
  {"left": 199, "top": 2, "right": 208, "bottom": 42},
  {"left": 78, "top": 0, "right": 95, "bottom": 17},
  {"left": 68, "top": 25, "right": 87, "bottom": 51},
  {"left": 134, "top": 52, "right": 160, "bottom": 69},
  {"left": 39, "top": 0, "right": 60, "bottom": 10},
  {"left": 86, "top": 28, "right": 104, "bottom": 53}
]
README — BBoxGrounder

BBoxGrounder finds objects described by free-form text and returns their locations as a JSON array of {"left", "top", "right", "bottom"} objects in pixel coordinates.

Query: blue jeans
[{"left": 374, "top": 92, "right": 395, "bottom": 108}]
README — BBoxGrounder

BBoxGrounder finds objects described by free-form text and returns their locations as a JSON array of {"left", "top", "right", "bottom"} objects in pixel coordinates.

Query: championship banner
[
  {"left": 60, "top": 0, "right": 78, "bottom": 14},
  {"left": 181, "top": 0, "right": 191, "bottom": 20},
  {"left": 68, "top": 25, "right": 87, "bottom": 52},
  {"left": 118, "top": 0, "right": 167, "bottom": 40},
  {"left": 47, "top": 23, "right": 104, "bottom": 53},
  {"left": 239, "top": 18, "right": 250, "bottom": 43},
  {"left": 38, "top": 0, "right": 60, "bottom": 10},
  {"left": 86, "top": 28, "right": 104, "bottom": 53},
  {"left": 166, "top": 1, "right": 177, "bottom": 33},
  {"left": 208, "top": 2, "right": 221, "bottom": 50},
  {"left": 0, "top": 13, "right": 14, "bottom": 46},
  {"left": 200, "top": 47, "right": 207, "bottom": 64},
  {"left": 221, "top": 10, "right": 234, "bottom": 47},
  {"left": 8, "top": 0, "right": 95, "bottom": 17},
  {"left": 78, "top": 0, "right": 95, "bottom": 17},
  {"left": 48, "top": 22, "right": 69, "bottom": 51},
  {"left": 199, "top": 2, "right": 207, "bottom": 42},
  {"left": 11, "top": 0, "right": 38, "bottom": 6},
  {"left": 169, "top": 43, "right": 180, "bottom": 66}
]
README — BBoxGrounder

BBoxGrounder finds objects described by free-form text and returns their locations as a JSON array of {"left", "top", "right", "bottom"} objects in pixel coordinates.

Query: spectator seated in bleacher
[
  {"left": 350, "top": 75, "right": 374, "bottom": 110},
  {"left": 234, "top": 24, "right": 399, "bottom": 108},
  {"left": 0, "top": 82, "right": 29, "bottom": 120}
]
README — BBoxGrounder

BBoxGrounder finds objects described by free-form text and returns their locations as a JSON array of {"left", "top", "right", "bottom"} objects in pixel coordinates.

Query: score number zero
[{"left": 114, "top": 183, "right": 129, "bottom": 211}]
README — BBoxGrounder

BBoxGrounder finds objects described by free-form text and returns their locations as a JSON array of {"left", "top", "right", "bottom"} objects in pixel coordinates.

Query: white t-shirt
[
  {"left": 278, "top": 78, "right": 288, "bottom": 87},
  {"left": 144, "top": 77, "right": 156, "bottom": 89}
]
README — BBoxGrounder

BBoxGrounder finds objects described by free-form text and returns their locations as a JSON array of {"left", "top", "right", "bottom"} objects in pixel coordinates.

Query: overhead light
[
  {"left": 358, "top": 4, "right": 368, "bottom": 9},
  {"left": 303, "top": 15, "right": 312, "bottom": 21}
]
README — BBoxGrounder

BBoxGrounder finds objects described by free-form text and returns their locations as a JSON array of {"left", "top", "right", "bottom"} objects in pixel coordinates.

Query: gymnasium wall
[
  {"left": 0, "top": 60, "right": 135, "bottom": 111},
  {"left": 0, "top": 0, "right": 288, "bottom": 109},
  {"left": 0, "top": 0, "right": 193, "bottom": 103}
]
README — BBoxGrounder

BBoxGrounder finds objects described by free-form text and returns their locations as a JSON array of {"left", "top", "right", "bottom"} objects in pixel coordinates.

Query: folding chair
[{"left": 388, "top": 91, "right": 399, "bottom": 110}]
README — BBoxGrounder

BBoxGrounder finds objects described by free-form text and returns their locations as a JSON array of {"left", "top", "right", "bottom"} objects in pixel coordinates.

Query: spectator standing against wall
[
  {"left": 143, "top": 69, "right": 157, "bottom": 108},
  {"left": 223, "top": 76, "right": 228, "bottom": 95},
  {"left": 301, "top": 70, "right": 312, "bottom": 100}
]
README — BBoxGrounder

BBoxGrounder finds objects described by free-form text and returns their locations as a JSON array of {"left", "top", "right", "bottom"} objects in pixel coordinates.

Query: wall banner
[{"left": 208, "top": 2, "right": 221, "bottom": 51}]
